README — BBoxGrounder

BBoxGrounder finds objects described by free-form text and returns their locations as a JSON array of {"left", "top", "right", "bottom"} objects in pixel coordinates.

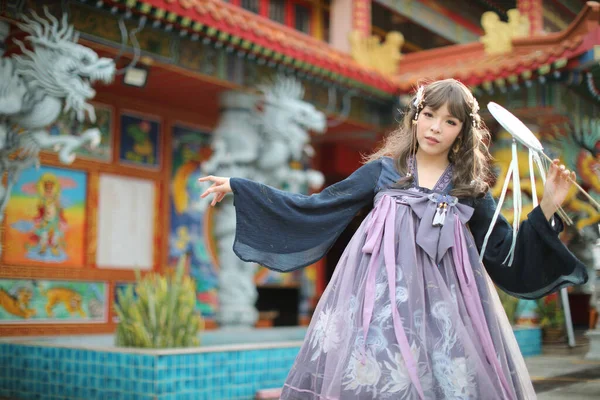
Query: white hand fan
[
  {"left": 487, "top": 102, "right": 600, "bottom": 216},
  {"left": 484, "top": 101, "right": 597, "bottom": 348}
]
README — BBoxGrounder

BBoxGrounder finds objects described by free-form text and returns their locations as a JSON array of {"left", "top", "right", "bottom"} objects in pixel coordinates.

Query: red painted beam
[{"left": 417, "top": 0, "right": 484, "bottom": 35}]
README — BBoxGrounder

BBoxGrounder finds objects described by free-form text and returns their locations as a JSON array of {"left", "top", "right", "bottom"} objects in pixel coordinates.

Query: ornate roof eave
[
  {"left": 394, "top": 1, "right": 600, "bottom": 93},
  {"left": 94, "top": 0, "right": 398, "bottom": 98}
]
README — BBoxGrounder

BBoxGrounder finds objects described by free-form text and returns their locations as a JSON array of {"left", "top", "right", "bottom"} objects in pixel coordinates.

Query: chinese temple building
[{"left": 0, "top": 0, "right": 598, "bottom": 337}]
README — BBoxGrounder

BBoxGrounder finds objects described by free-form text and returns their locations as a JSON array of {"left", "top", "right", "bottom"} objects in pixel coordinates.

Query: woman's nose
[{"left": 430, "top": 119, "right": 442, "bottom": 132}]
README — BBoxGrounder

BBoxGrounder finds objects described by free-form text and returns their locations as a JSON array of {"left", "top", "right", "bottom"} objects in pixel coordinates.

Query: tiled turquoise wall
[
  {"left": 0, "top": 344, "right": 300, "bottom": 400},
  {"left": 513, "top": 327, "right": 542, "bottom": 357},
  {"left": 0, "top": 327, "right": 541, "bottom": 399}
]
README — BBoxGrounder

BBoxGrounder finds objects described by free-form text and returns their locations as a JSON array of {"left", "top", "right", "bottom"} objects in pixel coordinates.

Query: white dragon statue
[
  {"left": 200, "top": 76, "right": 326, "bottom": 327},
  {"left": 0, "top": 8, "right": 115, "bottom": 255}
]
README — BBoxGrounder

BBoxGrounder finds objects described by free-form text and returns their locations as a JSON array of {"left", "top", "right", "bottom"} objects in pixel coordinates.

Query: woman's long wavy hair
[{"left": 365, "top": 79, "right": 492, "bottom": 198}]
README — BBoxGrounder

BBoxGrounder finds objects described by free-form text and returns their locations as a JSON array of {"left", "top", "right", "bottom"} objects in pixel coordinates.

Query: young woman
[{"left": 200, "top": 79, "right": 587, "bottom": 399}]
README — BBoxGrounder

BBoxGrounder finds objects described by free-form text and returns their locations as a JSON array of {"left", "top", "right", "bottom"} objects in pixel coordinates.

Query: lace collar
[{"left": 408, "top": 156, "right": 454, "bottom": 194}]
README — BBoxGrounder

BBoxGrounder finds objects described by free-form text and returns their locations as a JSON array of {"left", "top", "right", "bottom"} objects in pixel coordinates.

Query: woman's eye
[
  {"left": 447, "top": 120, "right": 457, "bottom": 126},
  {"left": 423, "top": 112, "right": 433, "bottom": 117}
]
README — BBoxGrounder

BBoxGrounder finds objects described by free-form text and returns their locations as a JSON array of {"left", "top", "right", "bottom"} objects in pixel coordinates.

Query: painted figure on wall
[
  {"left": 169, "top": 124, "right": 217, "bottom": 317},
  {"left": 0, "top": 286, "right": 36, "bottom": 319},
  {"left": 40, "top": 285, "right": 87, "bottom": 318},
  {"left": 3, "top": 166, "right": 87, "bottom": 267},
  {"left": 27, "top": 173, "right": 67, "bottom": 257},
  {"left": 119, "top": 113, "right": 161, "bottom": 169}
]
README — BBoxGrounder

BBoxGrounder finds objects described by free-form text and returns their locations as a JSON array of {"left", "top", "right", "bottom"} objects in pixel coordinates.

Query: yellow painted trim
[{"left": 312, "top": 0, "right": 324, "bottom": 40}]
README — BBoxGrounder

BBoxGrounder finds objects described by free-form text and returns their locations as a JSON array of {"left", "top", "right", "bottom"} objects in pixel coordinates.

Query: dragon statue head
[
  {"left": 258, "top": 76, "right": 326, "bottom": 161},
  {"left": 13, "top": 8, "right": 115, "bottom": 124}
]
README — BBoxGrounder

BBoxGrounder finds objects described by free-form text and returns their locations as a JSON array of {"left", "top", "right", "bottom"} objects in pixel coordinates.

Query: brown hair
[{"left": 364, "top": 79, "right": 492, "bottom": 198}]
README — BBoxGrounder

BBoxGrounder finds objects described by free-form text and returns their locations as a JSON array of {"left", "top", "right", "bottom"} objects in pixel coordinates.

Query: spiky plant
[{"left": 114, "top": 255, "right": 204, "bottom": 348}]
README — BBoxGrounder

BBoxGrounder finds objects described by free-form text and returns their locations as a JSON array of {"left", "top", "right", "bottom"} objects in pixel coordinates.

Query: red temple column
[
  {"left": 353, "top": 0, "right": 371, "bottom": 37},
  {"left": 518, "top": 0, "right": 544, "bottom": 35}
]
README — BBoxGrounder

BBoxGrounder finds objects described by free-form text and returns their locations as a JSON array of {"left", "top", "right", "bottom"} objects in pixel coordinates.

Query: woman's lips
[{"left": 425, "top": 137, "right": 440, "bottom": 145}]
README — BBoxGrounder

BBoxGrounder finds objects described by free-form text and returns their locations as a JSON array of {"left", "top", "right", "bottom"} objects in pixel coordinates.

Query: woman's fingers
[
  {"left": 198, "top": 176, "right": 214, "bottom": 183},
  {"left": 200, "top": 184, "right": 216, "bottom": 199},
  {"left": 548, "top": 160, "right": 559, "bottom": 179},
  {"left": 198, "top": 175, "right": 226, "bottom": 184},
  {"left": 548, "top": 161, "right": 575, "bottom": 183},
  {"left": 211, "top": 192, "right": 226, "bottom": 207},
  {"left": 199, "top": 176, "right": 231, "bottom": 206},
  {"left": 201, "top": 185, "right": 227, "bottom": 198}
]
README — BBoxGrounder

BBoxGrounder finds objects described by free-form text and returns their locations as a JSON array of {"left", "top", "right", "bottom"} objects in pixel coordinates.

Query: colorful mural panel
[
  {"left": 3, "top": 166, "right": 87, "bottom": 267},
  {"left": 169, "top": 123, "right": 217, "bottom": 317},
  {"left": 119, "top": 112, "right": 161, "bottom": 170},
  {"left": 47, "top": 103, "right": 113, "bottom": 162},
  {"left": 0, "top": 279, "right": 107, "bottom": 323}
]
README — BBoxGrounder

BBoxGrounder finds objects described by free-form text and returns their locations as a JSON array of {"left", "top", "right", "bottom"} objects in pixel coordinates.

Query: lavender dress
[{"left": 229, "top": 157, "right": 587, "bottom": 399}]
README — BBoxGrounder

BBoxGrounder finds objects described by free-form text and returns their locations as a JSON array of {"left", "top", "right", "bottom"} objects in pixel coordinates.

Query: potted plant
[
  {"left": 114, "top": 254, "right": 204, "bottom": 348},
  {"left": 536, "top": 293, "right": 565, "bottom": 343}
]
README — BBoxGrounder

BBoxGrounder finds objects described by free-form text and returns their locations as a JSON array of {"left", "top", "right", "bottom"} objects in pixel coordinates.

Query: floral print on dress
[
  {"left": 309, "top": 305, "right": 344, "bottom": 361},
  {"left": 343, "top": 348, "right": 382, "bottom": 396}
]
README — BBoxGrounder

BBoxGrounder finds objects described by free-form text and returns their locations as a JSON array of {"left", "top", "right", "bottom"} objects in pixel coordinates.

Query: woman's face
[{"left": 416, "top": 102, "right": 464, "bottom": 160}]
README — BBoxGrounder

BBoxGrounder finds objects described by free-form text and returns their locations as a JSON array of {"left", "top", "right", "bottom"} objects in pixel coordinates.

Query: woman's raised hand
[
  {"left": 199, "top": 175, "right": 232, "bottom": 206},
  {"left": 540, "top": 159, "right": 576, "bottom": 220}
]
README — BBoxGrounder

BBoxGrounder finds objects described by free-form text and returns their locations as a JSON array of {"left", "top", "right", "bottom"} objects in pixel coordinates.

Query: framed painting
[
  {"left": 3, "top": 165, "right": 87, "bottom": 267},
  {"left": 118, "top": 111, "right": 161, "bottom": 170},
  {"left": 0, "top": 279, "right": 107, "bottom": 323}
]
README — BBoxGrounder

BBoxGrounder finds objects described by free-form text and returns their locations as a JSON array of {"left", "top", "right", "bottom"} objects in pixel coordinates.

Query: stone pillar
[
  {"left": 0, "top": 21, "right": 10, "bottom": 57},
  {"left": 518, "top": 0, "right": 544, "bottom": 35},
  {"left": 330, "top": 0, "right": 353, "bottom": 53},
  {"left": 330, "top": 0, "right": 371, "bottom": 53}
]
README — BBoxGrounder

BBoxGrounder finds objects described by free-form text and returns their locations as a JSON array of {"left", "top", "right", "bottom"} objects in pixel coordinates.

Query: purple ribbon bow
[{"left": 403, "top": 191, "right": 474, "bottom": 263}]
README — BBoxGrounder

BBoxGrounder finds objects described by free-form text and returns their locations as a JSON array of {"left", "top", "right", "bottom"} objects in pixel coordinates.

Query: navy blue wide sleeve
[
  {"left": 468, "top": 192, "right": 588, "bottom": 299},
  {"left": 229, "top": 159, "right": 383, "bottom": 272}
]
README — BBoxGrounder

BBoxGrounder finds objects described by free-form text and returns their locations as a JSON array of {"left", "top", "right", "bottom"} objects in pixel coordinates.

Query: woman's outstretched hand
[
  {"left": 199, "top": 175, "right": 232, "bottom": 206},
  {"left": 540, "top": 159, "right": 576, "bottom": 221}
]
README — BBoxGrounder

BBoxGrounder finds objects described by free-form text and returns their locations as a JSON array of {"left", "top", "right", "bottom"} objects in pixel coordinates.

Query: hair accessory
[
  {"left": 413, "top": 86, "right": 425, "bottom": 108},
  {"left": 413, "top": 86, "right": 425, "bottom": 122},
  {"left": 470, "top": 97, "right": 481, "bottom": 128}
]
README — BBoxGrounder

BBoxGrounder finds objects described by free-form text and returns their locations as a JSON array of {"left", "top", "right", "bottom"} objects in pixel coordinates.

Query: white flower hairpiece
[
  {"left": 470, "top": 97, "right": 480, "bottom": 116},
  {"left": 412, "top": 86, "right": 425, "bottom": 123},
  {"left": 470, "top": 97, "right": 481, "bottom": 128},
  {"left": 413, "top": 86, "right": 425, "bottom": 108}
]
